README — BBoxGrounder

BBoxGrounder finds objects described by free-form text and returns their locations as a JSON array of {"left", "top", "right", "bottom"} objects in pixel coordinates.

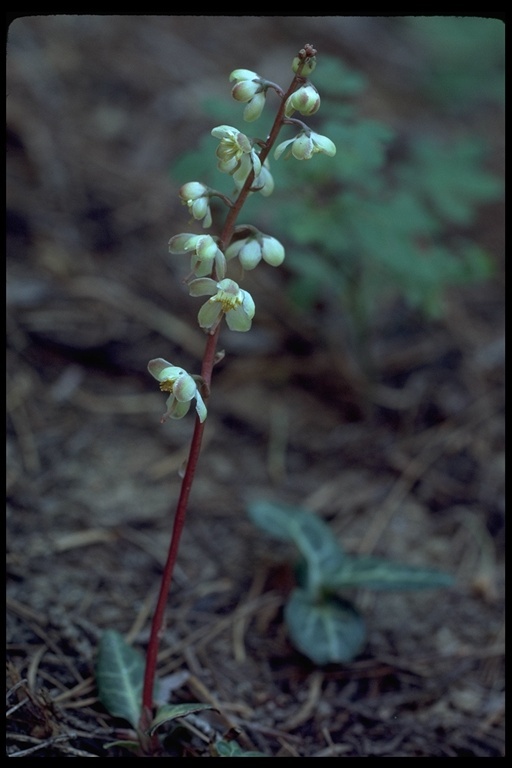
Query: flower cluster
[{"left": 150, "top": 46, "right": 336, "bottom": 423}]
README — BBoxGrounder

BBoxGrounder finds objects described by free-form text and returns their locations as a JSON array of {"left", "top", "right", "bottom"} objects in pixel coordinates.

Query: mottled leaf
[
  {"left": 96, "top": 630, "right": 145, "bottom": 728},
  {"left": 285, "top": 589, "right": 366, "bottom": 665},
  {"left": 329, "top": 556, "right": 454, "bottom": 591},
  {"left": 148, "top": 702, "right": 217, "bottom": 736}
]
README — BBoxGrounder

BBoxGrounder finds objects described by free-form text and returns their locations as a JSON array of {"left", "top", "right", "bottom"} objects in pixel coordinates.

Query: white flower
[
  {"left": 225, "top": 233, "right": 284, "bottom": 270},
  {"left": 189, "top": 277, "right": 255, "bottom": 332},
  {"left": 168, "top": 233, "right": 226, "bottom": 279},
  {"left": 211, "top": 125, "right": 261, "bottom": 178},
  {"left": 148, "top": 358, "right": 207, "bottom": 423},
  {"left": 230, "top": 69, "right": 267, "bottom": 122},
  {"left": 179, "top": 182, "right": 212, "bottom": 229},
  {"left": 274, "top": 130, "right": 336, "bottom": 161}
]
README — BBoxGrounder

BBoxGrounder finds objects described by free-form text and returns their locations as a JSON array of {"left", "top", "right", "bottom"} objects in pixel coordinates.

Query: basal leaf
[
  {"left": 103, "top": 740, "right": 141, "bottom": 752},
  {"left": 96, "top": 630, "right": 145, "bottom": 728},
  {"left": 148, "top": 702, "right": 217, "bottom": 736},
  {"left": 285, "top": 589, "right": 366, "bottom": 665},
  {"left": 247, "top": 499, "right": 304, "bottom": 542},
  {"left": 247, "top": 501, "right": 345, "bottom": 595},
  {"left": 329, "top": 556, "right": 454, "bottom": 591}
]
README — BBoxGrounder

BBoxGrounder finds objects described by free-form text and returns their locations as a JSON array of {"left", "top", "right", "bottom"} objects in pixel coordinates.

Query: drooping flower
[
  {"left": 179, "top": 182, "right": 212, "bottom": 229},
  {"left": 189, "top": 277, "right": 255, "bottom": 332},
  {"left": 229, "top": 69, "right": 267, "bottom": 122},
  {"left": 284, "top": 83, "right": 320, "bottom": 117},
  {"left": 274, "top": 129, "right": 336, "bottom": 161},
  {"left": 211, "top": 125, "right": 261, "bottom": 178},
  {"left": 225, "top": 232, "right": 285, "bottom": 270},
  {"left": 168, "top": 233, "right": 226, "bottom": 279},
  {"left": 148, "top": 358, "right": 207, "bottom": 423}
]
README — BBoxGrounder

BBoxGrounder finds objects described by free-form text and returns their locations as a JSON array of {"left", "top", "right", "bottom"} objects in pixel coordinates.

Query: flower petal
[
  {"left": 239, "top": 239, "right": 262, "bottom": 270},
  {"left": 229, "top": 69, "right": 259, "bottom": 83},
  {"left": 225, "top": 304, "right": 253, "bottom": 332},
  {"left": 274, "top": 138, "right": 294, "bottom": 161},
  {"left": 198, "top": 300, "right": 222, "bottom": 331},
  {"left": 243, "top": 91, "right": 266, "bottom": 122},
  {"left": 179, "top": 181, "right": 208, "bottom": 201},
  {"left": 232, "top": 80, "right": 260, "bottom": 102},
  {"left": 148, "top": 358, "right": 179, "bottom": 381},
  {"left": 166, "top": 396, "right": 191, "bottom": 420},
  {"left": 194, "top": 390, "right": 208, "bottom": 423},
  {"left": 188, "top": 278, "right": 218, "bottom": 297},
  {"left": 168, "top": 233, "right": 199, "bottom": 254},
  {"left": 261, "top": 236, "right": 285, "bottom": 266},
  {"left": 292, "top": 133, "right": 314, "bottom": 160},
  {"left": 211, "top": 125, "right": 238, "bottom": 139},
  {"left": 172, "top": 372, "right": 198, "bottom": 403},
  {"left": 312, "top": 132, "right": 336, "bottom": 156}
]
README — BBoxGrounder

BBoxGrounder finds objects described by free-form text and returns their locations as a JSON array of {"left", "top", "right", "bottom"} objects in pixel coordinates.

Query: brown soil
[{"left": 6, "top": 16, "right": 504, "bottom": 757}]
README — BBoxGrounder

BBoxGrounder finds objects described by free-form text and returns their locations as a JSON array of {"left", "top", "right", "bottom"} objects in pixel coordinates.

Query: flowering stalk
[{"left": 140, "top": 43, "right": 335, "bottom": 738}]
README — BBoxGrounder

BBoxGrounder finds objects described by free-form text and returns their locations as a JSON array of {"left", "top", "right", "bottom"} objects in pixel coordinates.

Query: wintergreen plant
[
  {"left": 95, "top": 44, "right": 337, "bottom": 757},
  {"left": 248, "top": 500, "right": 453, "bottom": 665}
]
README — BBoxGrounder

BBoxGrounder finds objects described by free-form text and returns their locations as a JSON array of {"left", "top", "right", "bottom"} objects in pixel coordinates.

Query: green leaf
[
  {"left": 148, "top": 702, "right": 217, "bottom": 736},
  {"left": 96, "top": 630, "right": 145, "bottom": 728},
  {"left": 285, "top": 589, "right": 366, "bottom": 665},
  {"left": 247, "top": 501, "right": 345, "bottom": 596},
  {"left": 328, "top": 556, "right": 454, "bottom": 591},
  {"left": 214, "top": 740, "right": 269, "bottom": 757},
  {"left": 103, "top": 740, "right": 141, "bottom": 752}
]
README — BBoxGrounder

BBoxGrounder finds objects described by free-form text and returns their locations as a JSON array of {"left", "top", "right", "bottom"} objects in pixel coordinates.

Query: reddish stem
[{"left": 140, "top": 49, "right": 313, "bottom": 729}]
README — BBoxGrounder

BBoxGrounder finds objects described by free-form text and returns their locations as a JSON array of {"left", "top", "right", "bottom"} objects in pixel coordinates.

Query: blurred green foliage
[
  {"left": 248, "top": 500, "right": 453, "bottom": 665},
  {"left": 172, "top": 23, "right": 502, "bottom": 340},
  {"left": 405, "top": 17, "right": 505, "bottom": 109}
]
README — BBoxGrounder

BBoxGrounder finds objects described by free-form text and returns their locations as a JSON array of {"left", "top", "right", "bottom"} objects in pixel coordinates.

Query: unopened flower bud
[
  {"left": 284, "top": 83, "right": 320, "bottom": 117},
  {"left": 292, "top": 54, "right": 317, "bottom": 76}
]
